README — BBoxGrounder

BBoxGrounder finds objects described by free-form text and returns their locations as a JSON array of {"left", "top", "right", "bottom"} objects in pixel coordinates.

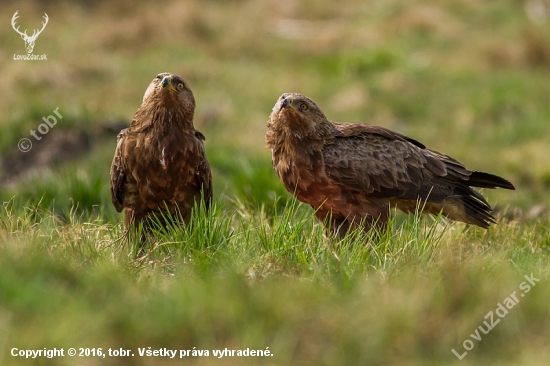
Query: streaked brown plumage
[
  {"left": 266, "top": 93, "right": 515, "bottom": 237},
  {"left": 110, "top": 72, "right": 212, "bottom": 232}
]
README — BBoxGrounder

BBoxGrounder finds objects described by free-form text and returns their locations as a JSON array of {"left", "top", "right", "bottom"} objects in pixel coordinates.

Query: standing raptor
[
  {"left": 266, "top": 93, "right": 515, "bottom": 237},
  {"left": 110, "top": 72, "right": 212, "bottom": 232}
]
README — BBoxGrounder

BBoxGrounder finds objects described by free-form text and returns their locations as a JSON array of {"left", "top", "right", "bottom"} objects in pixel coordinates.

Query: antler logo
[{"left": 11, "top": 11, "right": 49, "bottom": 54}]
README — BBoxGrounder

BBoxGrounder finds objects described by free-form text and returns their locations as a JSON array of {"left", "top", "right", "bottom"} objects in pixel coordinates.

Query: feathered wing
[
  {"left": 322, "top": 123, "right": 514, "bottom": 228},
  {"left": 194, "top": 131, "right": 213, "bottom": 209},
  {"left": 110, "top": 128, "right": 128, "bottom": 213}
]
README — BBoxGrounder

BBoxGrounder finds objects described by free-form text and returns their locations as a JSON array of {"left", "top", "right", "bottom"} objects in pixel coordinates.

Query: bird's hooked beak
[
  {"left": 279, "top": 96, "right": 296, "bottom": 112},
  {"left": 160, "top": 75, "right": 177, "bottom": 92}
]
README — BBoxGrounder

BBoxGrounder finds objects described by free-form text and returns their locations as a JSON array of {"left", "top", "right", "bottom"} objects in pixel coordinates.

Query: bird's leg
[
  {"left": 327, "top": 216, "right": 352, "bottom": 240},
  {"left": 357, "top": 212, "right": 389, "bottom": 248},
  {"left": 124, "top": 208, "right": 149, "bottom": 255}
]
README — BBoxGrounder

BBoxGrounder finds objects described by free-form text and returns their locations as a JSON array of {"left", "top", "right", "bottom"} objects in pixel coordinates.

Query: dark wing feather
[
  {"left": 323, "top": 123, "right": 514, "bottom": 228},
  {"left": 110, "top": 128, "right": 128, "bottom": 212},
  {"left": 323, "top": 123, "right": 500, "bottom": 204},
  {"left": 334, "top": 122, "right": 426, "bottom": 149},
  {"left": 323, "top": 123, "right": 441, "bottom": 200},
  {"left": 195, "top": 131, "right": 213, "bottom": 208}
]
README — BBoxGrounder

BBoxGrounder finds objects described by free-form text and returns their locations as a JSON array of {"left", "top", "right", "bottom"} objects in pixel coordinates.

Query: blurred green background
[
  {"left": 2, "top": 0, "right": 550, "bottom": 215},
  {"left": 1, "top": 0, "right": 550, "bottom": 365}
]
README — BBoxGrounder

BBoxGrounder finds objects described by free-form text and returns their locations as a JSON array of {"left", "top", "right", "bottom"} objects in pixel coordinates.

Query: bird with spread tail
[
  {"left": 110, "top": 72, "right": 212, "bottom": 232},
  {"left": 266, "top": 93, "right": 515, "bottom": 238}
]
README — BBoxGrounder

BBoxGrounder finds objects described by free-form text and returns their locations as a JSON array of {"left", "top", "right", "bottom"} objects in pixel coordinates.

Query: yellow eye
[
  {"left": 154, "top": 77, "right": 161, "bottom": 83},
  {"left": 178, "top": 83, "right": 184, "bottom": 89},
  {"left": 299, "top": 103, "right": 308, "bottom": 111}
]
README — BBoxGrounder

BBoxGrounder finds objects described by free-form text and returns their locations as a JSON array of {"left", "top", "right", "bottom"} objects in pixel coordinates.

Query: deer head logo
[{"left": 11, "top": 11, "right": 49, "bottom": 54}]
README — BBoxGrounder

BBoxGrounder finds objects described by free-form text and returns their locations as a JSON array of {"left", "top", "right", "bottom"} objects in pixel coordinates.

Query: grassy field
[{"left": 1, "top": 0, "right": 550, "bottom": 365}]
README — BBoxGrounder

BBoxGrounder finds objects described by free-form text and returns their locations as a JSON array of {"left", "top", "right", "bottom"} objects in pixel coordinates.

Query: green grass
[
  {"left": 2, "top": 0, "right": 550, "bottom": 364},
  {"left": 1, "top": 200, "right": 550, "bottom": 365}
]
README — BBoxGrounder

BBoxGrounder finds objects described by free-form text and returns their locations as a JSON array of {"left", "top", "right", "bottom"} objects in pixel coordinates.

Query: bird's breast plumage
[{"left": 119, "top": 126, "right": 207, "bottom": 211}]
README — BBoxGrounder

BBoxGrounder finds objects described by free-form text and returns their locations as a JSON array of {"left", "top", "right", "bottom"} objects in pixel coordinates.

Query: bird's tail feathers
[
  {"left": 441, "top": 187, "right": 497, "bottom": 228},
  {"left": 468, "top": 171, "right": 515, "bottom": 190}
]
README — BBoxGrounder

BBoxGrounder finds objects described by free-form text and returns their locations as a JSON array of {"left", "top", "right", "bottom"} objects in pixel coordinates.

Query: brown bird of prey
[
  {"left": 110, "top": 72, "right": 212, "bottom": 232},
  {"left": 266, "top": 93, "right": 515, "bottom": 237}
]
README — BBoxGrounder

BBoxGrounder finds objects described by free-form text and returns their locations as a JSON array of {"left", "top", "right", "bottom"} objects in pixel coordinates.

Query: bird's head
[
  {"left": 141, "top": 72, "right": 196, "bottom": 120},
  {"left": 269, "top": 93, "right": 332, "bottom": 139}
]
